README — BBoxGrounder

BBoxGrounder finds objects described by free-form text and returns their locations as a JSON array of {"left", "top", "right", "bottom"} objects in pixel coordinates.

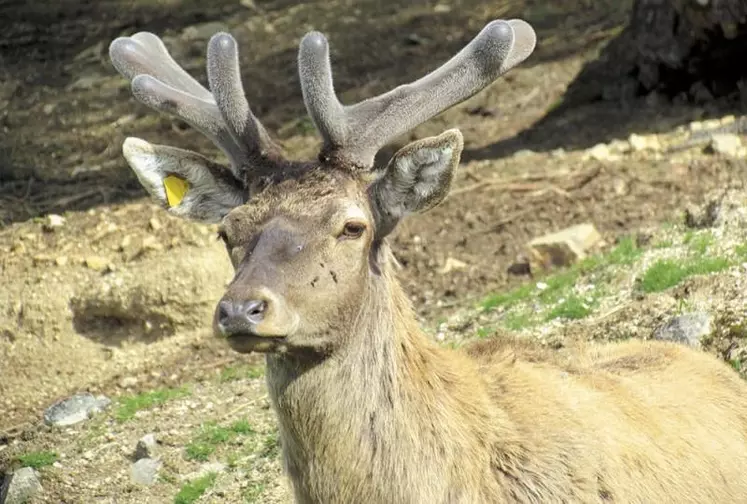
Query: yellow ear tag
[{"left": 163, "top": 175, "right": 189, "bottom": 207}]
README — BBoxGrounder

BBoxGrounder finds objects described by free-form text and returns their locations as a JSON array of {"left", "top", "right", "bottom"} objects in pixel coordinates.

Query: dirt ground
[{"left": 1, "top": 0, "right": 747, "bottom": 502}]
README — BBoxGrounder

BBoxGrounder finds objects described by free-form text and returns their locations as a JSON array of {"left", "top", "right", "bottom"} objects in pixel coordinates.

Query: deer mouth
[{"left": 225, "top": 332, "right": 288, "bottom": 354}]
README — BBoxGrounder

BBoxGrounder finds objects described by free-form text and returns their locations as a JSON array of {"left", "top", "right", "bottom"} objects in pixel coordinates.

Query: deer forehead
[{"left": 225, "top": 169, "right": 372, "bottom": 231}]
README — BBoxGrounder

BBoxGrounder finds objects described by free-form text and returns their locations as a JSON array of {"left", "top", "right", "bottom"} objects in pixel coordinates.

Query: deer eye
[{"left": 340, "top": 221, "right": 366, "bottom": 240}]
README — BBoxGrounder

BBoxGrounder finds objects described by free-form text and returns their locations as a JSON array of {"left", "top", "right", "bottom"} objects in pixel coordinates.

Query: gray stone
[
  {"left": 0, "top": 467, "right": 42, "bottom": 504},
  {"left": 653, "top": 312, "right": 712, "bottom": 348},
  {"left": 130, "top": 458, "right": 161, "bottom": 486},
  {"left": 134, "top": 433, "right": 159, "bottom": 460},
  {"left": 43, "top": 393, "right": 111, "bottom": 427}
]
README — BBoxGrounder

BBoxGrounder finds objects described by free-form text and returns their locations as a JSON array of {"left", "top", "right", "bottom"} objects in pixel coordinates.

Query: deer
[{"left": 109, "top": 18, "right": 747, "bottom": 503}]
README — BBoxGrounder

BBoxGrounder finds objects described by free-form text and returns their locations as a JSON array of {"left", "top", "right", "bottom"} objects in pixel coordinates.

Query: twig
[{"left": 226, "top": 394, "right": 269, "bottom": 418}]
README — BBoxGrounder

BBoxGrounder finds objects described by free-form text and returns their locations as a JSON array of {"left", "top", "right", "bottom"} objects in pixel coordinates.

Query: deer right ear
[
  {"left": 122, "top": 137, "right": 246, "bottom": 223},
  {"left": 370, "top": 129, "right": 463, "bottom": 237}
]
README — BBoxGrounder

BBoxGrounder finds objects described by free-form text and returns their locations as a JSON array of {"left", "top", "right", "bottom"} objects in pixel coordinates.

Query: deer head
[{"left": 109, "top": 20, "right": 536, "bottom": 356}]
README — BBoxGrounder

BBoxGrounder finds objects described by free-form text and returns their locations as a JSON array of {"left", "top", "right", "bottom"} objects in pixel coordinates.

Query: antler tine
[
  {"left": 109, "top": 32, "right": 281, "bottom": 181},
  {"left": 207, "top": 34, "right": 282, "bottom": 164},
  {"left": 298, "top": 19, "right": 537, "bottom": 169}
]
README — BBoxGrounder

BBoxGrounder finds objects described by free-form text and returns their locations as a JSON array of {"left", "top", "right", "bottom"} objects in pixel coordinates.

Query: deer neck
[{"left": 264, "top": 252, "right": 505, "bottom": 501}]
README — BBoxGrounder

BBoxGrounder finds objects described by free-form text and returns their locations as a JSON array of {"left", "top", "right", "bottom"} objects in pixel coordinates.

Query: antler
[
  {"left": 298, "top": 19, "right": 536, "bottom": 169},
  {"left": 109, "top": 32, "right": 283, "bottom": 183}
]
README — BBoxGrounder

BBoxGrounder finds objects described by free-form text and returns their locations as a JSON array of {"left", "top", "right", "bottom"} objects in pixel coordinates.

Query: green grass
[
  {"left": 244, "top": 482, "right": 267, "bottom": 503},
  {"left": 736, "top": 242, "right": 747, "bottom": 260},
  {"left": 219, "top": 364, "right": 264, "bottom": 382},
  {"left": 16, "top": 450, "right": 57, "bottom": 469},
  {"left": 480, "top": 283, "right": 533, "bottom": 311},
  {"left": 686, "top": 232, "right": 714, "bottom": 255},
  {"left": 480, "top": 236, "right": 641, "bottom": 325},
  {"left": 115, "top": 386, "right": 190, "bottom": 422},
  {"left": 640, "top": 256, "right": 731, "bottom": 293},
  {"left": 185, "top": 420, "right": 255, "bottom": 461},
  {"left": 545, "top": 296, "right": 593, "bottom": 321},
  {"left": 503, "top": 311, "right": 534, "bottom": 331},
  {"left": 174, "top": 472, "right": 217, "bottom": 504},
  {"left": 475, "top": 327, "right": 495, "bottom": 338},
  {"left": 604, "top": 236, "right": 643, "bottom": 266}
]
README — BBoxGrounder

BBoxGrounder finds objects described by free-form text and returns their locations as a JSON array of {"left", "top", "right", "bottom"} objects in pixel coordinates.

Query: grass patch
[
  {"left": 604, "top": 236, "right": 643, "bottom": 266},
  {"left": 545, "top": 295, "right": 594, "bottom": 321},
  {"left": 475, "top": 327, "right": 495, "bottom": 338},
  {"left": 481, "top": 283, "right": 533, "bottom": 311},
  {"left": 730, "top": 359, "right": 743, "bottom": 373},
  {"left": 219, "top": 364, "right": 264, "bottom": 382},
  {"left": 736, "top": 242, "right": 747, "bottom": 260},
  {"left": 185, "top": 420, "right": 255, "bottom": 461},
  {"left": 686, "top": 232, "right": 714, "bottom": 255},
  {"left": 640, "top": 256, "right": 731, "bottom": 293},
  {"left": 16, "top": 450, "right": 57, "bottom": 469},
  {"left": 503, "top": 311, "right": 534, "bottom": 331},
  {"left": 481, "top": 236, "right": 641, "bottom": 324},
  {"left": 244, "top": 482, "right": 267, "bottom": 503},
  {"left": 174, "top": 472, "right": 217, "bottom": 504},
  {"left": 115, "top": 386, "right": 190, "bottom": 422}
]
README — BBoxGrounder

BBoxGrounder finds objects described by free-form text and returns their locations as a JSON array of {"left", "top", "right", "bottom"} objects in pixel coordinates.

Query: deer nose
[{"left": 216, "top": 299, "right": 267, "bottom": 335}]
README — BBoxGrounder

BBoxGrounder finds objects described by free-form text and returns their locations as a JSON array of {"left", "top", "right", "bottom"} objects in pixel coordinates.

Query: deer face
[
  {"left": 214, "top": 169, "right": 375, "bottom": 354},
  {"left": 109, "top": 19, "right": 535, "bottom": 355}
]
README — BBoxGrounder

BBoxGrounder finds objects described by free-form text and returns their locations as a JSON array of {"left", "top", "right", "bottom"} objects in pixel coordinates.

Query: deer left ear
[
  {"left": 123, "top": 137, "right": 246, "bottom": 223},
  {"left": 370, "top": 129, "right": 463, "bottom": 237}
]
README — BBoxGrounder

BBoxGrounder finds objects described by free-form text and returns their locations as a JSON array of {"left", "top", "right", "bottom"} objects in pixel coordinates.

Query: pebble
[
  {"left": 707, "top": 133, "right": 742, "bottom": 157},
  {"left": 43, "top": 393, "right": 111, "bottom": 427},
  {"left": 134, "top": 433, "right": 159, "bottom": 460},
  {"left": 84, "top": 256, "right": 109, "bottom": 272},
  {"left": 653, "top": 312, "right": 712, "bottom": 349},
  {"left": 131, "top": 458, "right": 161, "bottom": 485},
  {"left": 0, "top": 467, "right": 42, "bottom": 504},
  {"left": 43, "top": 214, "right": 66, "bottom": 231}
]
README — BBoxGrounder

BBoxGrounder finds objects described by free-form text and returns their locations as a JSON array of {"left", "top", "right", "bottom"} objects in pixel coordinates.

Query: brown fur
[{"left": 215, "top": 169, "right": 747, "bottom": 503}]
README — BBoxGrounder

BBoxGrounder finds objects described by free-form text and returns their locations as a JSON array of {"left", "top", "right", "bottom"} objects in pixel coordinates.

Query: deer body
[
  {"left": 109, "top": 17, "right": 747, "bottom": 503},
  {"left": 266, "top": 258, "right": 747, "bottom": 503}
]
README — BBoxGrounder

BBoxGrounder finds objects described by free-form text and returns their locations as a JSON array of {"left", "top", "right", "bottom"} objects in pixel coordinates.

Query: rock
[
  {"left": 131, "top": 458, "right": 161, "bottom": 485},
  {"left": 43, "top": 214, "right": 65, "bottom": 231},
  {"left": 507, "top": 260, "right": 532, "bottom": 276},
  {"left": 440, "top": 257, "right": 467, "bottom": 274},
  {"left": 55, "top": 256, "right": 69, "bottom": 266},
  {"left": 84, "top": 256, "right": 110, "bottom": 272},
  {"left": 43, "top": 393, "right": 111, "bottom": 427},
  {"left": 0, "top": 467, "right": 42, "bottom": 504},
  {"left": 653, "top": 312, "right": 712, "bottom": 348},
  {"left": 583, "top": 143, "right": 620, "bottom": 162},
  {"left": 119, "top": 376, "right": 138, "bottom": 389},
  {"left": 628, "top": 133, "right": 661, "bottom": 152},
  {"left": 148, "top": 217, "right": 162, "bottom": 231},
  {"left": 685, "top": 189, "right": 747, "bottom": 229},
  {"left": 134, "top": 434, "right": 159, "bottom": 460},
  {"left": 527, "top": 223, "right": 603, "bottom": 270},
  {"left": 707, "top": 133, "right": 742, "bottom": 157}
]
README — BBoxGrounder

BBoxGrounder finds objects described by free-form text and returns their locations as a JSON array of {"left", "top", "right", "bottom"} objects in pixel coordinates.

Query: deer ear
[
  {"left": 370, "top": 129, "right": 463, "bottom": 237},
  {"left": 122, "top": 137, "right": 246, "bottom": 223}
]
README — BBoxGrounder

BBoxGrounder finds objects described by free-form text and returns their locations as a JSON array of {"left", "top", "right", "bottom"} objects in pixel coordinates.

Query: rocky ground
[{"left": 2, "top": 0, "right": 747, "bottom": 503}]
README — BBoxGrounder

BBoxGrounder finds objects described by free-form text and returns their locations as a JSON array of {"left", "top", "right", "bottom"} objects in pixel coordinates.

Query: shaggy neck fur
[{"left": 264, "top": 246, "right": 516, "bottom": 504}]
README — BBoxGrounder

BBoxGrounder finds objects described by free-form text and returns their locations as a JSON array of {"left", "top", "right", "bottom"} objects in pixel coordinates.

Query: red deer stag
[{"left": 109, "top": 19, "right": 747, "bottom": 503}]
